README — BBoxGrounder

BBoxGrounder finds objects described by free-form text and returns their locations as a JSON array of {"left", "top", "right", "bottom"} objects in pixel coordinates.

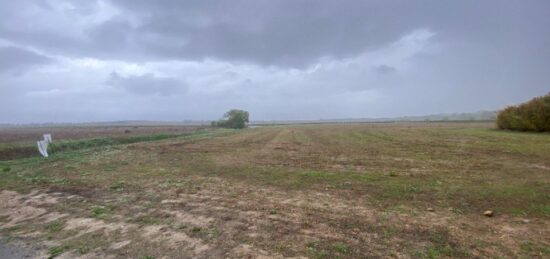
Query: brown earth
[
  {"left": 0, "top": 122, "right": 549, "bottom": 258},
  {"left": 0, "top": 125, "right": 203, "bottom": 144}
]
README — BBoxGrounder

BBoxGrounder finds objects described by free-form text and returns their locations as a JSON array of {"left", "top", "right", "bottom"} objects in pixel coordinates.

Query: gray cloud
[
  {"left": 0, "top": 46, "right": 52, "bottom": 74},
  {"left": 373, "top": 65, "right": 397, "bottom": 75},
  {"left": 107, "top": 72, "right": 186, "bottom": 96},
  {"left": 2, "top": 1, "right": 547, "bottom": 68},
  {"left": 0, "top": 0, "right": 549, "bottom": 123}
]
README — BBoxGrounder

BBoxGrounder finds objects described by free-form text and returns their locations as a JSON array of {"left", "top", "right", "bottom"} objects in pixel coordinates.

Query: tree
[
  {"left": 213, "top": 109, "right": 249, "bottom": 129},
  {"left": 496, "top": 93, "right": 550, "bottom": 132}
]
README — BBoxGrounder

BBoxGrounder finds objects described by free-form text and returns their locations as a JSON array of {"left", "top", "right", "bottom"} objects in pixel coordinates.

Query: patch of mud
[
  {"left": 24, "top": 192, "right": 61, "bottom": 205},
  {"left": 162, "top": 209, "right": 214, "bottom": 227},
  {"left": 0, "top": 237, "right": 48, "bottom": 259},
  {"left": 64, "top": 218, "right": 136, "bottom": 237},
  {"left": 231, "top": 244, "right": 307, "bottom": 259},
  {"left": 108, "top": 240, "right": 131, "bottom": 250},
  {"left": 0, "top": 191, "right": 48, "bottom": 229},
  {"left": 529, "top": 163, "right": 550, "bottom": 170},
  {"left": 41, "top": 211, "right": 69, "bottom": 223},
  {"left": 56, "top": 250, "right": 115, "bottom": 259},
  {"left": 141, "top": 225, "right": 209, "bottom": 254}
]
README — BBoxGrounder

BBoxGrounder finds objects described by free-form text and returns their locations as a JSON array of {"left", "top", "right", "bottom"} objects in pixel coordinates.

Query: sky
[{"left": 1, "top": 0, "right": 549, "bottom": 123}]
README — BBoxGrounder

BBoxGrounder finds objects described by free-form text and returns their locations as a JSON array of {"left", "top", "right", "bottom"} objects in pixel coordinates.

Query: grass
[
  {"left": 0, "top": 122, "right": 549, "bottom": 258},
  {"left": 520, "top": 241, "right": 550, "bottom": 256},
  {"left": 0, "top": 128, "right": 235, "bottom": 161},
  {"left": 45, "top": 221, "right": 64, "bottom": 233},
  {"left": 48, "top": 246, "right": 68, "bottom": 258},
  {"left": 90, "top": 206, "right": 106, "bottom": 218},
  {"left": 332, "top": 242, "right": 349, "bottom": 254}
]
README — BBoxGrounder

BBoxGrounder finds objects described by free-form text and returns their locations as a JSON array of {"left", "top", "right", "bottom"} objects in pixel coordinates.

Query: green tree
[
  {"left": 497, "top": 93, "right": 550, "bottom": 132},
  {"left": 213, "top": 109, "right": 249, "bottom": 129}
]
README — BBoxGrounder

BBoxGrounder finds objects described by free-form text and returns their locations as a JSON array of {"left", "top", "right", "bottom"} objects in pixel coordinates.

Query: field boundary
[{"left": 0, "top": 128, "right": 235, "bottom": 161}]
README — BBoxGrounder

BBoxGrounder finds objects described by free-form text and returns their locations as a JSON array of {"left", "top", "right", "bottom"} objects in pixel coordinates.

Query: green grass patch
[
  {"left": 90, "top": 206, "right": 106, "bottom": 218},
  {"left": 45, "top": 221, "right": 64, "bottom": 233},
  {"left": 332, "top": 242, "right": 349, "bottom": 254},
  {"left": 48, "top": 245, "right": 68, "bottom": 258},
  {"left": 520, "top": 241, "right": 550, "bottom": 256}
]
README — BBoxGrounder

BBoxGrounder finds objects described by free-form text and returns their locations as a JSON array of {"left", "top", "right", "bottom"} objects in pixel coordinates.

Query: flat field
[
  {"left": 0, "top": 122, "right": 549, "bottom": 258},
  {"left": 0, "top": 125, "right": 203, "bottom": 160}
]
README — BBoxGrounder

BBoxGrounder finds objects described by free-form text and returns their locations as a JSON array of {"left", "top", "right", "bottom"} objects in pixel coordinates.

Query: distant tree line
[
  {"left": 497, "top": 93, "right": 550, "bottom": 132},
  {"left": 211, "top": 109, "right": 249, "bottom": 129}
]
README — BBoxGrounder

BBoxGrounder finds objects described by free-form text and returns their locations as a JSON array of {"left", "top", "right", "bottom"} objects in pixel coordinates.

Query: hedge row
[{"left": 496, "top": 93, "right": 550, "bottom": 132}]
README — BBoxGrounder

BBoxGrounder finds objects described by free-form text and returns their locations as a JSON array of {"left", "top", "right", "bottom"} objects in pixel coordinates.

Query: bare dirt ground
[{"left": 0, "top": 122, "right": 549, "bottom": 258}]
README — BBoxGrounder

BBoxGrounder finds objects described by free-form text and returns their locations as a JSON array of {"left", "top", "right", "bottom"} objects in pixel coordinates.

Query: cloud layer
[{"left": 1, "top": 0, "right": 549, "bottom": 123}]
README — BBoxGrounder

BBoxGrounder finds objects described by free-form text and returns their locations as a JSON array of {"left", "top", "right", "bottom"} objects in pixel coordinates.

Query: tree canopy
[
  {"left": 497, "top": 93, "right": 550, "bottom": 132},
  {"left": 212, "top": 109, "right": 249, "bottom": 129}
]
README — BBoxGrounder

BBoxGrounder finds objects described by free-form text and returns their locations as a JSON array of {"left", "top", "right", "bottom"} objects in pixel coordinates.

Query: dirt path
[
  {"left": 0, "top": 242, "right": 18, "bottom": 259},
  {"left": 0, "top": 239, "right": 39, "bottom": 259}
]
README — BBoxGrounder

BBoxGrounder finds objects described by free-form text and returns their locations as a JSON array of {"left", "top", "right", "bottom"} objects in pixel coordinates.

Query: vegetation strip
[{"left": 0, "top": 128, "right": 234, "bottom": 161}]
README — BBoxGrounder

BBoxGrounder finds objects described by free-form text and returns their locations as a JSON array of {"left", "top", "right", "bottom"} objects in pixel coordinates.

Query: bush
[
  {"left": 496, "top": 93, "right": 550, "bottom": 132},
  {"left": 212, "top": 109, "right": 249, "bottom": 129}
]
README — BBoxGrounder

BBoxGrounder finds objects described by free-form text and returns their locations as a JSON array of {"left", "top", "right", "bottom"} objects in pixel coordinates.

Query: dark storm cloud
[
  {"left": 373, "top": 65, "right": 397, "bottom": 75},
  {"left": 1, "top": 0, "right": 547, "bottom": 68},
  {"left": 0, "top": 46, "right": 52, "bottom": 74},
  {"left": 107, "top": 72, "right": 186, "bottom": 96},
  {"left": 1, "top": 0, "right": 549, "bottom": 123}
]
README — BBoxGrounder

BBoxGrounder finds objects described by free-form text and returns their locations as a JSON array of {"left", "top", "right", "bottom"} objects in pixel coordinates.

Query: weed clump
[
  {"left": 45, "top": 221, "right": 64, "bottom": 232},
  {"left": 48, "top": 246, "right": 68, "bottom": 258},
  {"left": 90, "top": 206, "right": 106, "bottom": 218},
  {"left": 497, "top": 93, "right": 550, "bottom": 132}
]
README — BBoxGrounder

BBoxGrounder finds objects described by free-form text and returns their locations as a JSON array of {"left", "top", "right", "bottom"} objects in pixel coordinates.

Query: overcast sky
[{"left": 1, "top": 0, "right": 549, "bottom": 123}]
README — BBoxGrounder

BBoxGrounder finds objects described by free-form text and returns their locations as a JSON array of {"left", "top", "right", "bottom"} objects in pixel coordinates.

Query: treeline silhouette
[{"left": 497, "top": 93, "right": 550, "bottom": 132}]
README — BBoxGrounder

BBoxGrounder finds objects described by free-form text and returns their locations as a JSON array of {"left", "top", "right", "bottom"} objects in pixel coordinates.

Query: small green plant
[
  {"left": 2, "top": 166, "right": 10, "bottom": 172},
  {"left": 109, "top": 181, "right": 125, "bottom": 192},
  {"left": 45, "top": 221, "right": 64, "bottom": 232},
  {"left": 450, "top": 207, "right": 464, "bottom": 215},
  {"left": 90, "top": 206, "right": 106, "bottom": 217},
  {"left": 389, "top": 171, "right": 397, "bottom": 177},
  {"left": 140, "top": 256, "right": 156, "bottom": 259},
  {"left": 131, "top": 215, "right": 162, "bottom": 225},
  {"left": 48, "top": 246, "right": 67, "bottom": 258},
  {"left": 76, "top": 245, "right": 91, "bottom": 255},
  {"left": 307, "top": 242, "right": 328, "bottom": 258},
  {"left": 333, "top": 242, "right": 349, "bottom": 254},
  {"left": 521, "top": 241, "right": 550, "bottom": 255}
]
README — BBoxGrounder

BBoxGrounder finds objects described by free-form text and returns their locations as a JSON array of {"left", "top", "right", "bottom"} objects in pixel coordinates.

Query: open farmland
[
  {"left": 0, "top": 122, "right": 549, "bottom": 258},
  {"left": 0, "top": 125, "right": 204, "bottom": 161}
]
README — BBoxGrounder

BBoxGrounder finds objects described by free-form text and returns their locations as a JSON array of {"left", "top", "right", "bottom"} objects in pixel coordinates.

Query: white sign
[
  {"left": 37, "top": 140, "right": 49, "bottom": 157},
  {"left": 37, "top": 133, "right": 52, "bottom": 157}
]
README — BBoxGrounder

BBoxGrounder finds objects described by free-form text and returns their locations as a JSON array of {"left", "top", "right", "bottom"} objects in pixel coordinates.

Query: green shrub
[
  {"left": 212, "top": 109, "right": 249, "bottom": 129},
  {"left": 497, "top": 93, "right": 550, "bottom": 132}
]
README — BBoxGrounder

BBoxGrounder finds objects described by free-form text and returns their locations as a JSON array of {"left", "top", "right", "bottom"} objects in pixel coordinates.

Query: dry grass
[{"left": 0, "top": 122, "right": 549, "bottom": 258}]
